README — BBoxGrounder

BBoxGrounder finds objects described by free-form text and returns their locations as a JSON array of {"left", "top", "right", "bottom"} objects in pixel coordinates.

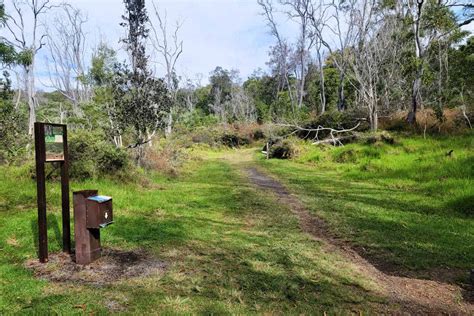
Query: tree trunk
[
  {"left": 408, "top": 73, "right": 422, "bottom": 124},
  {"left": 337, "top": 72, "right": 346, "bottom": 111},
  {"left": 165, "top": 112, "right": 173, "bottom": 137},
  {"left": 408, "top": 0, "right": 424, "bottom": 125},
  {"left": 368, "top": 107, "right": 378, "bottom": 132},
  {"left": 372, "top": 109, "right": 378, "bottom": 131},
  {"left": 26, "top": 65, "right": 37, "bottom": 136},
  {"left": 298, "top": 61, "right": 305, "bottom": 109},
  {"left": 316, "top": 48, "right": 326, "bottom": 114},
  {"left": 14, "top": 72, "right": 22, "bottom": 110}
]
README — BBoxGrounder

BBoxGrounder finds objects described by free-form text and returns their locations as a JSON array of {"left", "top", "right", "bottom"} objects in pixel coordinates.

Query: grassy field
[
  {"left": 0, "top": 154, "right": 386, "bottom": 314},
  {"left": 257, "top": 133, "right": 474, "bottom": 277},
  {"left": 1, "top": 132, "right": 472, "bottom": 313}
]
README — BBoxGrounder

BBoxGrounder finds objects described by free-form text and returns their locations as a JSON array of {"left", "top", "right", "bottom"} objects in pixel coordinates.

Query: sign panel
[{"left": 44, "top": 124, "right": 65, "bottom": 161}]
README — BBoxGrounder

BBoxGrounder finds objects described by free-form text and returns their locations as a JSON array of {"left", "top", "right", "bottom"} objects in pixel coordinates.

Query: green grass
[
  {"left": 0, "top": 155, "right": 387, "bottom": 314},
  {"left": 257, "top": 133, "right": 474, "bottom": 274}
]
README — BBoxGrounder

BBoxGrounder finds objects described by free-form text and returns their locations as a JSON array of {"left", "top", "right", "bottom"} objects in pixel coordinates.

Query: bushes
[
  {"left": 68, "top": 130, "right": 130, "bottom": 180},
  {"left": 220, "top": 133, "right": 250, "bottom": 148},
  {"left": 332, "top": 148, "right": 359, "bottom": 163},
  {"left": 332, "top": 146, "right": 382, "bottom": 164},
  {"left": 264, "top": 137, "right": 296, "bottom": 159},
  {"left": 68, "top": 131, "right": 96, "bottom": 179},
  {"left": 191, "top": 128, "right": 217, "bottom": 146},
  {"left": 97, "top": 145, "right": 129, "bottom": 173},
  {"left": 188, "top": 123, "right": 271, "bottom": 148},
  {"left": 0, "top": 101, "right": 28, "bottom": 164},
  {"left": 252, "top": 129, "right": 265, "bottom": 140},
  {"left": 266, "top": 132, "right": 395, "bottom": 162},
  {"left": 365, "top": 131, "right": 396, "bottom": 145},
  {"left": 269, "top": 140, "right": 295, "bottom": 159},
  {"left": 178, "top": 109, "right": 219, "bottom": 129},
  {"left": 142, "top": 138, "right": 187, "bottom": 176},
  {"left": 381, "top": 109, "right": 473, "bottom": 134}
]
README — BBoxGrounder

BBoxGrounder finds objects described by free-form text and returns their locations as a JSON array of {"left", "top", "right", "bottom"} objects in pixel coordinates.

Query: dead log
[
  {"left": 312, "top": 134, "right": 358, "bottom": 145},
  {"left": 277, "top": 122, "right": 361, "bottom": 147}
]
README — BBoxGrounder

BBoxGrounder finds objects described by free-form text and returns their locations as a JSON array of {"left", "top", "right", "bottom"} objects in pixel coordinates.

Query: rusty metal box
[{"left": 86, "top": 195, "right": 113, "bottom": 229}]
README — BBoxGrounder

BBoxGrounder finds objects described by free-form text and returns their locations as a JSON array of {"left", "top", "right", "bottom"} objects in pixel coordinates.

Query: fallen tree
[{"left": 279, "top": 122, "right": 361, "bottom": 146}]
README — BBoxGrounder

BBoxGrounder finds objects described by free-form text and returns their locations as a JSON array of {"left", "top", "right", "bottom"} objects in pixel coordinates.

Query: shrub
[
  {"left": 361, "top": 147, "right": 381, "bottom": 159},
  {"left": 380, "top": 131, "right": 395, "bottom": 144},
  {"left": 333, "top": 148, "right": 358, "bottom": 163},
  {"left": 191, "top": 128, "right": 218, "bottom": 146},
  {"left": 365, "top": 131, "right": 396, "bottom": 145},
  {"left": 68, "top": 131, "right": 98, "bottom": 179},
  {"left": 265, "top": 137, "right": 296, "bottom": 159},
  {"left": 332, "top": 144, "right": 382, "bottom": 164},
  {"left": 179, "top": 109, "right": 219, "bottom": 129},
  {"left": 252, "top": 129, "right": 265, "bottom": 140},
  {"left": 0, "top": 101, "right": 28, "bottom": 164},
  {"left": 187, "top": 123, "right": 273, "bottom": 148},
  {"left": 221, "top": 133, "right": 250, "bottom": 148},
  {"left": 382, "top": 109, "right": 472, "bottom": 134},
  {"left": 270, "top": 141, "right": 294, "bottom": 159},
  {"left": 97, "top": 145, "right": 128, "bottom": 173},
  {"left": 68, "top": 130, "right": 131, "bottom": 180},
  {"left": 143, "top": 139, "right": 188, "bottom": 176}
]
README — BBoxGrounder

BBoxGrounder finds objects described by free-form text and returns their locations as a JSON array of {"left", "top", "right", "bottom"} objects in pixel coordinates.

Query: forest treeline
[{"left": 0, "top": 0, "right": 473, "bottom": 165}]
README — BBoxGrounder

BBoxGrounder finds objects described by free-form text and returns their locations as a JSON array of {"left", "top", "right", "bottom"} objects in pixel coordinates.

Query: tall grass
[{"left": 258, "top": 132, "right": 474, "bottom": 272}]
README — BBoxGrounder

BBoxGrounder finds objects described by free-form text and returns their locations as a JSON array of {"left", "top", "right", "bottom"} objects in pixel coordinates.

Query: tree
[
  {"left": 0, "top": 3, "right": 17, "bottom": 65},
  {"left": 4, "top": 0, "right": 54, "bottom": 135},
  {"left": 113, "top": 0, "right": 171, "bottom": 163},
  {"left": 224, "top": 86, "right": 257, "bottom": 123},
  {"left": 45, "top": 3, "right": 90, "bottom": 116},
  {"left": 258, "top": 0, "right": 296, "bottom": 109},
  {"left": 149, "top": 0, "right": 183, "bottom": 136},
  {"left": 243, "top": 71, "right": 279, "bottom": 121},
  {"left": 446, "top": 36, "right": 474, "bottom": 128},
  {"left": 209, "top": 66, "right": 233, "bottom": 105},
  {"left": 407, "top": 0, "right": 459, "bottom": 124},
  {"left": 281, "top": 0, "right": 315, "bottom": 109},
  {"left": 0, "top": 3, "right": 27, "bottom": 163},
  {"left": 208, "top": 67, "right": 232, "bottom": 122},
  {"left": 88, "top": 42, "right": 123, "bottom": 146},
  {"left": 307, "top": 1, "right": 329, "bottom": 114}
]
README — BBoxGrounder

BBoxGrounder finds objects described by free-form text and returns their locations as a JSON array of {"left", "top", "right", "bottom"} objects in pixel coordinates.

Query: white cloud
[
  {"left": 461, "top": 22, "right": 474, "bottom": 35},
  {"left": 2, "top": 0, "right": 301, "bottom": 89},
  {"left": 8, "top": 0, "right": 472, "bottom": 90},
  {"left": 36, "top": 0, "right": 280, "bottom": 87}
]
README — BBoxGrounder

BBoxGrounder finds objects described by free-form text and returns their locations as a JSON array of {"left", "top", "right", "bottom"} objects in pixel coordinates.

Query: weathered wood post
[{"left": 34, "top": 122, "right": 71, "bottom": 262}]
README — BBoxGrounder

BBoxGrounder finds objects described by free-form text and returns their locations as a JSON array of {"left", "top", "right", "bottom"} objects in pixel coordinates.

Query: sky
[
  {"left": 15, "top": 0, "right": 287, "bottom": 90},
  {"left": 76, "top": 0, "right": 278, "bottom": 82},
  {"left": 2, "top": 0, "right": 473, "bottom": 90}
]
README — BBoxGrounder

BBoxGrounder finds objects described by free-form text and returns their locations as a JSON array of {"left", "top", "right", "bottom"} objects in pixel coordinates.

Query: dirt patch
[
  {"left": 25, "top": 248, "right": 167, "bottom": 285},
  {"left": 245, "top": 166, "right": 473, "bottom": 315}
]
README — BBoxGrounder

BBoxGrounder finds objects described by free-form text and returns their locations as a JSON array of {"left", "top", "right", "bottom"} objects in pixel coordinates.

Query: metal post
[{"left": 34, "top": 122, "right": 48, "bottom": 263}]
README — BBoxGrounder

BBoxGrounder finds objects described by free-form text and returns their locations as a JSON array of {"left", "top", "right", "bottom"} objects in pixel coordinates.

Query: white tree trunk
[{"left": 26, "top": 64, "right": 37, "bottom": 135}]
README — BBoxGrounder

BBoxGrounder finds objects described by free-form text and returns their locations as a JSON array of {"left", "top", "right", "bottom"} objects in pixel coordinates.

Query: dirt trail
[{"left": 223, "top": 151, "right": 473, "bottom": 314}]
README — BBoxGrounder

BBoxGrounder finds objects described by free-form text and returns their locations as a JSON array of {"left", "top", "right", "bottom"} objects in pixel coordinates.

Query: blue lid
[{"left": 87, "top": 195, "right": 112, "bottom": 203}]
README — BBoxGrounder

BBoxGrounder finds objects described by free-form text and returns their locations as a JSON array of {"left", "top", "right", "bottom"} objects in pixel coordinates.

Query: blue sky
[
  {"left": 3, "top": 0, "right": 473, "bottom": 90},
  {"left": 37, "top": 0, "right": 287, "bottom": 89}
]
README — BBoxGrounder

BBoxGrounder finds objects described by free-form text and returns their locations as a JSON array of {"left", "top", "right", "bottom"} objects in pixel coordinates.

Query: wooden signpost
[{"left": 34, "top": 122, "right": 70, "bottom": 263}]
